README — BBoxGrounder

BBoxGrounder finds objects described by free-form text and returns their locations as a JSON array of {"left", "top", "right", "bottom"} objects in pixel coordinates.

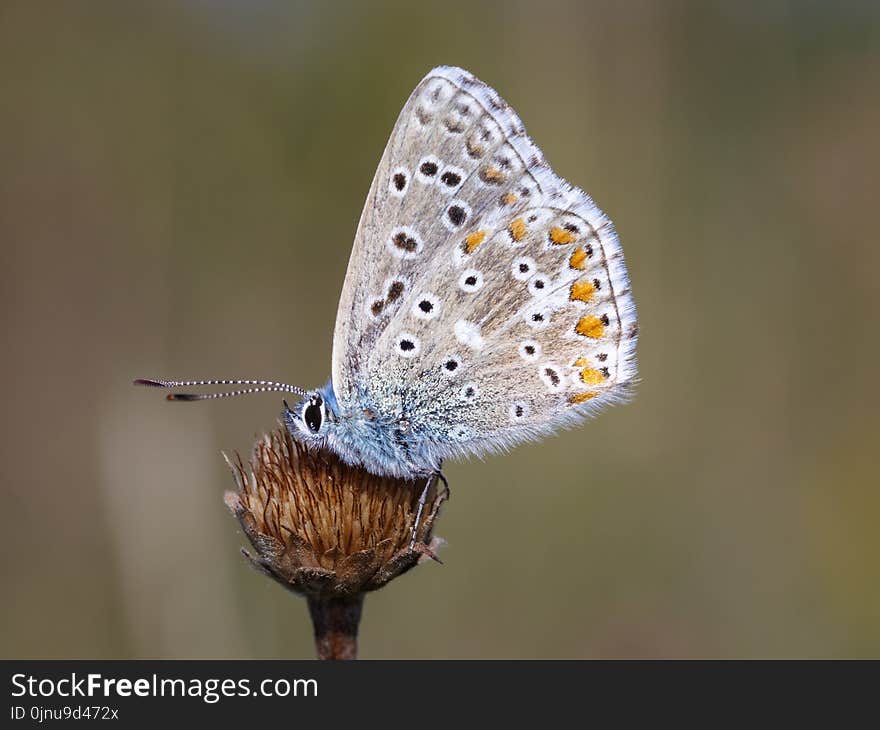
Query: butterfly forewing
[{"left": 332, "top": 66, "right": 637, "bottom": 458}]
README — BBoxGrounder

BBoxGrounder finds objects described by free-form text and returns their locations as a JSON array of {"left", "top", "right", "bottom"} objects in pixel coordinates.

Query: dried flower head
[
  {"left": 224, "top": 424, "right": 448, "bottom": 659},
  {"left": 225, "top": 425, "right": 447, "bottom": 595}
]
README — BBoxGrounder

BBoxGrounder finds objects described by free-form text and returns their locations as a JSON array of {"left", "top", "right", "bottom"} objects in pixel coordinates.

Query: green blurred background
[{"left": 2, "top": 1, "right": 878, "bottom": 659}]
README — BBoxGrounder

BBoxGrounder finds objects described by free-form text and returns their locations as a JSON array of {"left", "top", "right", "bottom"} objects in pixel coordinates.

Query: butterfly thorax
[{"left": 284, "top": 381, "right": 441, "bottom": 480}]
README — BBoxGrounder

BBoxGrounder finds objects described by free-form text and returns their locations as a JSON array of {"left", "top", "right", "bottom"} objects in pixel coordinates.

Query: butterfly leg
[
  {"left": 409, "top": 470, "right": 450, "bottom": 550},
  {"left": 436, "top": 470, "right": 451, "bottom": 500},
  {"left": 409, "top": 476, "right": 432, "bottom": 551}
]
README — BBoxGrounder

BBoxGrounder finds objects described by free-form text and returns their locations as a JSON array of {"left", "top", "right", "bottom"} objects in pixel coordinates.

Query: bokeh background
[{"left": 2, "top": 1, "right": 878, "bottom": 659}]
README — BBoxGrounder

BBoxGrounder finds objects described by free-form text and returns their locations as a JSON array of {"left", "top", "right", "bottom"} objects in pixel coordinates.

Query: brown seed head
[{"left": 224, "top": 425, "right": 447, "bottom": 600}]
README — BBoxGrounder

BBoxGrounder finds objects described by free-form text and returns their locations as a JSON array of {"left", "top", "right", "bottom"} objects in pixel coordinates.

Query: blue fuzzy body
[{"left": 283, "top": 380, "right": 444, "bottom": 480}]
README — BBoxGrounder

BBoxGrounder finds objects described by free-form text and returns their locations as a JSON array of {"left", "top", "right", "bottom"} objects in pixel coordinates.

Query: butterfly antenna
[{"left": 133, "top": 378, "right": 307, "bottom": 401}]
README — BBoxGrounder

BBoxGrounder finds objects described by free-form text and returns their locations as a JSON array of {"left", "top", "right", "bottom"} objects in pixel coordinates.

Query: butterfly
[{"left": 137, "top": 66, "right": 638, "bottom": 528}]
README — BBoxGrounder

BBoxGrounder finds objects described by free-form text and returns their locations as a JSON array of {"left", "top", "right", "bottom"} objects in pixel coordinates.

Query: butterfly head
[{"left": 283, "top": 385, "right": 339, "bottom": 444}]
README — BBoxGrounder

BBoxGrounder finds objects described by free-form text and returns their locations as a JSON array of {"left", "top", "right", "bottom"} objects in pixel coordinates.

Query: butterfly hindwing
[{"left": 331, "top": 66, "right": 638, "bottom": 460}]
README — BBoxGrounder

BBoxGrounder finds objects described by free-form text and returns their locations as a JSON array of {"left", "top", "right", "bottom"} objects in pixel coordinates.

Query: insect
[{"left": 137, "top": 66, "right": 638, "bottom": 542}]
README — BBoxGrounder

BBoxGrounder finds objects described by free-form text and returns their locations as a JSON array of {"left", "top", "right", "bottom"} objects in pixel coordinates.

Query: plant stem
[{"left": 307, "top": 595, "right": 364, "bottom": 660}]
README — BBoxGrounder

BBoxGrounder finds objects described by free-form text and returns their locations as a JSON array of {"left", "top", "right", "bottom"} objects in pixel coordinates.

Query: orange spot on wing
[
  {"left": 580, "top": 368, "right": 604, "bottom": 385},
  {"left": 501, "top": 192, "right": 518, "bottom": 206},
  {"left": 569, "top": 247, "right": 588, "bottom": 270},
  {"left": 508, "top": 218, "right": 527, "bottom": 242},
  {"left": 570, "top": 280, "right": 596, "bottom": 303},
  {"left": 569, "top": 391, "right": 599, "bottom": 404},
  {"left": 573, "top": 357, "right": 589, "bottom": 367},
  {"left": 483, "top": 166, "right": 504, "bottom": 182},
  {"left": 575, "top": 315, "right": 605, "bottom": 339},
  {"left": 550, "top": 226, "right": 577, "bottom": 244},
  {"left": 464, "top": 230, "right": 487, "bottom": 254}
]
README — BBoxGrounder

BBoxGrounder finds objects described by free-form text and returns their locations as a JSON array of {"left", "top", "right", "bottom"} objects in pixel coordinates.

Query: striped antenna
[{"left": 133, "top": 378, "right": 307, "bottom": 402}]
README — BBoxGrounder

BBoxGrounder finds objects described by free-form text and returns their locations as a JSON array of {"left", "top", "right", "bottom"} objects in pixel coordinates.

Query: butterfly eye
[{"left": 304, "top": 401, "right": 323, "bottom": 433}]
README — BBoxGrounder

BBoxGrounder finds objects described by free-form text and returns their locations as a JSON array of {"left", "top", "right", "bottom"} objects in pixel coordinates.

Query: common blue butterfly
[{"left": 137, "top": 67, "right": 639, "bottom": 513}]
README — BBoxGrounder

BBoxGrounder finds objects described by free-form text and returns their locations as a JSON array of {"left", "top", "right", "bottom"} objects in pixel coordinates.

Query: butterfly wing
[{"left": 331, "top": 66, "right": 637, "bottom": 461}]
